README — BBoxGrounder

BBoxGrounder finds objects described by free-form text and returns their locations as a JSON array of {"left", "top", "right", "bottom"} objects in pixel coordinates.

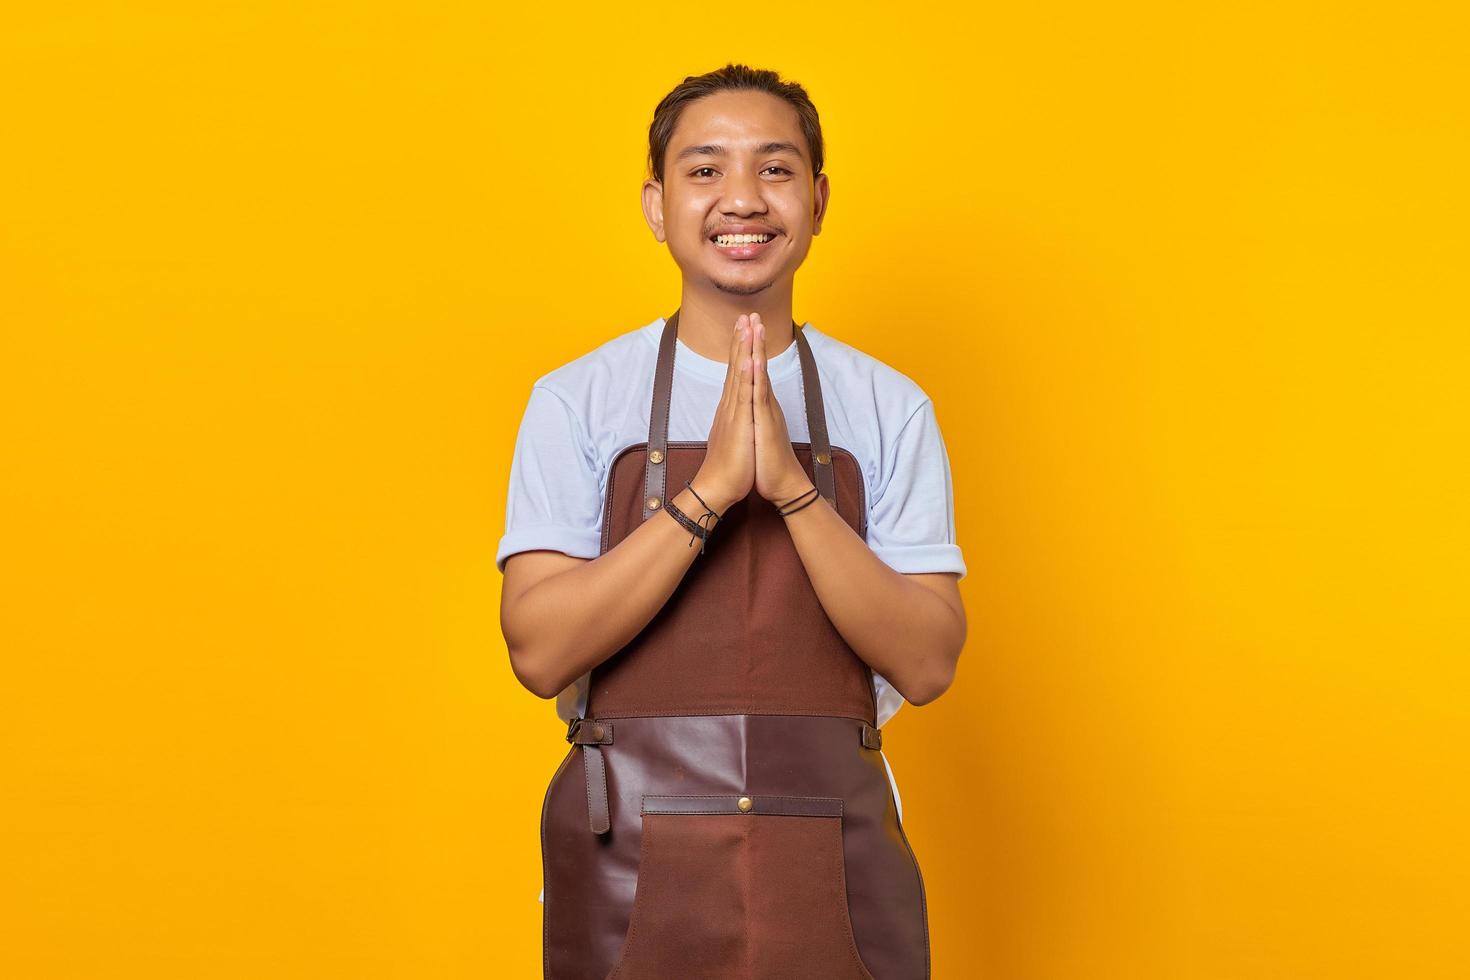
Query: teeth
[{"left": 714, "top": 233, "right": 774, "bottom": 245}]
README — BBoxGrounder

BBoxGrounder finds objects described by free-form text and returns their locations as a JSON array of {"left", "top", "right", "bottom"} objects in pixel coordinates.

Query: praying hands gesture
[
  {"left": 504, "top": 309, "right": 966, "bottom": 708},
  {"left": 693, "top": 313, "right": 818, "bottom": 514}
]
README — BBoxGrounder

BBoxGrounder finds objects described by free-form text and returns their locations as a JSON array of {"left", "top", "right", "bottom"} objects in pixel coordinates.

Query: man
[{"left": 499, "top": 63, "right": 965, "bottom": 980}]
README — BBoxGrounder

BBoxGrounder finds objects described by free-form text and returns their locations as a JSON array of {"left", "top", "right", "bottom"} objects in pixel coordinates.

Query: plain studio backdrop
[{"left": 1, "top": 3, "right": 1466, "bottom": 977}]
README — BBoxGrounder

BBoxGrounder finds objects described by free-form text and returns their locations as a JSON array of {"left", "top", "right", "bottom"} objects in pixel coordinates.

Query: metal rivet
[
  {"left": 649, "top": 449, "right": 664, "bottom": 464},
  {"left": 815, "top": 451, "right": 831, "bottom": 465},
  {"left": 646, "top": 496, "right": 661, "bottom": 510},
  {"left": 737, "top": 796, "right": 753, "bottom": 812},
  {"left": 591, "top": 724, "right": 605, "bottom": 740}
]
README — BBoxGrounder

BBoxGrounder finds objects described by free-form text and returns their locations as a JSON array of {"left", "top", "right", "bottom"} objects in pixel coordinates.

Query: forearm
[
  {"left": 505, "top": 482, "right": 736, "bottom": 699},
  {"left": 777, "top": 481, "right": 964, "bottom": 704}
]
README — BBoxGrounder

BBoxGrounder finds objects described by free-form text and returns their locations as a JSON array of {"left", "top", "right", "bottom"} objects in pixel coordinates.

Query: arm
[
  {"left": 501, "top": 317, "right": 759, "bottom": 701},
  {"left": 773, "top": 482, "right": 965, "bottom": 706},
  {"left": 501, "top": 476, "right": 740, "bottom": 700},
  {"left": 748, "top": 313, "right": 967, "bottom": 705}
]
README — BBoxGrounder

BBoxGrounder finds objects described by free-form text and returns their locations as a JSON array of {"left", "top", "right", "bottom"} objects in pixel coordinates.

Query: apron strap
[
  {"left": 566, "top": 718, "right": 614, "bottom": 835},
  {"left": 642, "top": 308, "right": 836, "bottom": 523}
]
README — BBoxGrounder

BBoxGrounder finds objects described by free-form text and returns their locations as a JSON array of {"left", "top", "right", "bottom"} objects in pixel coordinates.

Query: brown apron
[{"left": 540, "top": 310, "right": 930, "bottom": 979}]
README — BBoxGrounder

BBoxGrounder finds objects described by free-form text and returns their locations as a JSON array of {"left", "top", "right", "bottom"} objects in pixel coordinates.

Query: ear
[
  {"left": 811, "top": 171, "right": 830, "bottom": 236},
  {"left": 642, "top": 177, "right": 667, "bottom": 242}
]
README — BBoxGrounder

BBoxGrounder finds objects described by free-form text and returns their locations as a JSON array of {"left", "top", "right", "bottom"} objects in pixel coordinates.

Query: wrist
[
  {"left": 771, "top": 478, "right": 817, "bottom": 509},
  {"left": 683, "top": 477, "right": 738, "bottom": 518}
]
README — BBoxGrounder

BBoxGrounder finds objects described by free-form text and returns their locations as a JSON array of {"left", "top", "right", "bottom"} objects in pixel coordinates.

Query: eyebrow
[{"left": 674, "top": 141, "right": 804, "bottom": 163}]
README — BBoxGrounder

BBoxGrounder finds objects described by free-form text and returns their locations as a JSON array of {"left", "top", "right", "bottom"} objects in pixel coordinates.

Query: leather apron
[{"left": 541, "top": 310, "right": 930, "bottom": 979}]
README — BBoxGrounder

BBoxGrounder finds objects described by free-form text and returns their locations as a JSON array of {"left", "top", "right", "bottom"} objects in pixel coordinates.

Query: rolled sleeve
[
  {"left": 495, "top": 384, "right": 605, "bottom": 573},
  {"left": 865, "top": 399, "right": 967, "bottom": 580}
]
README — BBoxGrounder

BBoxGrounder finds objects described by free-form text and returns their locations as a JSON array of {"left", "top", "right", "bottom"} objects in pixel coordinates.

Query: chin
[
  {"left": 705, "top": 263, "right": 785, "bottom": 297},
  {"left": 712, "top": 277, "right": 778, "bottom": 296}
]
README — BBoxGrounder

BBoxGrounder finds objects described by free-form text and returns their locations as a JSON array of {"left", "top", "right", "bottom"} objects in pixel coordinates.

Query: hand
[
  {"left": 692, "top": 314, "right": 756, "bottom": 511},
  {"left": 750, "top": 313, "right": 817, "bottom": 506}
]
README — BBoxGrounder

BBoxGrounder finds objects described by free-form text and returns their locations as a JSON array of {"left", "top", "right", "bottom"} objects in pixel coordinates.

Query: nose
[{"left": 717, "top": 166, "right": 768, "bottom": 217}]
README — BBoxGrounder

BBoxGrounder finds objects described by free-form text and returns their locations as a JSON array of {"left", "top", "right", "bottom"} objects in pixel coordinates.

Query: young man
[{"left": 498, "top": 63, "right": 966, "bottom": 980}]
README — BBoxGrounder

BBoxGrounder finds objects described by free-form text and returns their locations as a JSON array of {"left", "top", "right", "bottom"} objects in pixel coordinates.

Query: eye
[{"left": 689, "top": 165, "right": 792, "bottom": 178}]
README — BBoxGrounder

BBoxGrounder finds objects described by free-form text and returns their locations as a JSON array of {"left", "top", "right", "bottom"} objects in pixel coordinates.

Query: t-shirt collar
[{"left": 644, "top": 317, "right": 809, "bottom": 384}]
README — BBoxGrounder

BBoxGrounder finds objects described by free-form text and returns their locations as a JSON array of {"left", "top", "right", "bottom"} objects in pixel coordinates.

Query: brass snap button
[
  {"left": 649, "top": 449, "right": 664, "bottom": 464},
  {"left": 815, "top": 451, "right": 831, "bottom": 465},
  {"left": 590, "top": 724, "right": 605, "bottom": 740},
  {"left": 646, "top": 496, "right": 661, "bottom": 510},
  {"left": 737, "top": 796, "right": 753, "bottom": 812}
]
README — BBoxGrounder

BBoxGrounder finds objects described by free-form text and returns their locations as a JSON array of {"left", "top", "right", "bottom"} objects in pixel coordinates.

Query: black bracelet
[
  {"left": 776, "top": 486, "right": 821, "bottom": 517},
  {"left": 685, "top": 480, "right": 723, "bottom": 523},
  {"left": 663, "top": 498, "right": 708, "bottom": 551},
  {"left": 775, "top": 485, "right": 817, "bottom": 509},
  {"left": 664, "top": 481, "right": 725, "bottom": 555}
]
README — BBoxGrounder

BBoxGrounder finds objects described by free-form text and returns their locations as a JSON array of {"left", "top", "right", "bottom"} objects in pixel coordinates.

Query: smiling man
[{"left": 498, "top": 63, "right": 967, "bottom": 979}]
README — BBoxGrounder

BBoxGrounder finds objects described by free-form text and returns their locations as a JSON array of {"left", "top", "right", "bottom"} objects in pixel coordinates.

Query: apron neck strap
[{"left": 642, "top": 308, "right": 836, "bottom": 521}]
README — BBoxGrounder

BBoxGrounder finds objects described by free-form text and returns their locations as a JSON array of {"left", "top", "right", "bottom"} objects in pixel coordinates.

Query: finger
[
  {"left": 736, "top": 314, "right": 754, "bottom": 409},
  {"left": 752, "top": 313, "right": 768, "bottom": 409},
  {"left": 723, "top": 314, "right": 748, "bottom": 404}
]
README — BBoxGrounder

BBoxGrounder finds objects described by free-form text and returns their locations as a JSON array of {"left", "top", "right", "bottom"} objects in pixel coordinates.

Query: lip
[{"left": 708, "top": 230, "right": 780, "bottom": 261}]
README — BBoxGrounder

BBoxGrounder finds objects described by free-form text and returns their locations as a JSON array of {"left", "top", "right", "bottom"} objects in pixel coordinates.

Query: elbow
[
  {"left": 907, "top": 613, "right": 965, "bottom": 707},
  {"left": 502, "top": 601, "right": 563, "bottom": 700},
  {"left": 507, "top": 640, "right": 561, "bottom": 701},
  {"left": 903, "top": 679, "right": 946, "bottom": 707},
  {"left": 902, "top": 655, "right": 960, "bottom": 707}
]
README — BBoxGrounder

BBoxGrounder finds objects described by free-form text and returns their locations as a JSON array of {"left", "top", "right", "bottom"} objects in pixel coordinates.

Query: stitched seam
[
  {"left": 581, "top": 746, "right": 596, "bottom": 832},
  {"left": 659, "top": 325, "right": 673, "bottom": 503},
  {"left": 540, "top": 744, "right": 576, "bottom": 978},
  {"left": 829, "top": 816, "right": 877, "bottom": 980},
  {"left": 870, "top": 398, "right": 930, "bottom": 512},
  {"left": 644, "top": 316, "right": 675, "bottom": 516},
  {"left": 641, "top": 795, "right": 844, "bottom": 816},
  {"left": 582, "top": 706, "right": 872, "bottom": 723},
  {"left": 892, "top": 791, "right": 932, "bottom": 977},
  {"left": 533, "top": 384, "right": 600, "bottom": 480},
  {"left": 742, "top": 808, "right": 752, "bottom": 975},
  {"left": 594, "top": 749, "right": 608, "bottom": 831},
  {"left": 600, "top": 442, "right": 863, "bottom": 550},
  {"left": 604, "top": 818, "right": 657, "bottom": 979}
]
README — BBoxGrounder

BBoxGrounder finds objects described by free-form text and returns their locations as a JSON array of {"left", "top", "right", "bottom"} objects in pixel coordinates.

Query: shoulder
[
  {"left": 804, "top": 324, "right": 933, "bottom": 431},
  {"left": 801, "top": 325, "right": 944, "bottom": 519},
  {"left": 531, "top": 318, "right": 658, "bottom": 402},
  {"left": 516, "top": 319, "right": 662, "bottom": 472}
]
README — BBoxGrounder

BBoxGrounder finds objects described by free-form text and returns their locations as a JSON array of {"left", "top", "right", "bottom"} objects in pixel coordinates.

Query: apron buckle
[
  {"left": 861, "top": 723, "right": 883, "bottom": 750},
  {"left": 566, "top": 718, "right": 613, "bottom": 745}
]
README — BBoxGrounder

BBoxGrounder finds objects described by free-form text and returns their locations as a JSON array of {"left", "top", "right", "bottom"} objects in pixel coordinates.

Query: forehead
[{"left": 669, "top": 90, "right": 807, "bottom": 161}]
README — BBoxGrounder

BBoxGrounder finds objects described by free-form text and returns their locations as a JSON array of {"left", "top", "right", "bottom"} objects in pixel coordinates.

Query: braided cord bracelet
[
  {"left": 776, "top": 485, "right": 821, "bottom": 517},
  {"left": 663, "top": 479, "right": 725, "bottom": 554}
]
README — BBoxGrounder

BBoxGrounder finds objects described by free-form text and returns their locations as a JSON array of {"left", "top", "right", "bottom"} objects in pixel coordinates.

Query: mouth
[{"left": 708, "top": 230, "right": 779, "bottom": 261}]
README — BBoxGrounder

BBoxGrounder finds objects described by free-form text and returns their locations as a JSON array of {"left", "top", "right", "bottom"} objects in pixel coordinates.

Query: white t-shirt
[{"left": 498, "top": 316, "right": 965, "bottom": 902}]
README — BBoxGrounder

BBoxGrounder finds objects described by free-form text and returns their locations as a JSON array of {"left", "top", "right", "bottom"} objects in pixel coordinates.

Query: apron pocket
[{"left": 604, "top": 794, "right": 876, "bottom": 980}]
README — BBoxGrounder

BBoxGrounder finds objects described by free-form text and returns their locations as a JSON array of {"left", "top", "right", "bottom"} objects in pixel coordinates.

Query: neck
[{"left": 674, "top": 284, "right": 796, "bottom": 364}]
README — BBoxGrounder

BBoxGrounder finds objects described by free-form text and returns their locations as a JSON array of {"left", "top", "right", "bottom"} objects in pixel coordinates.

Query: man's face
[{"left": 644, "top": 89, "right": 829, "bottom": 297}]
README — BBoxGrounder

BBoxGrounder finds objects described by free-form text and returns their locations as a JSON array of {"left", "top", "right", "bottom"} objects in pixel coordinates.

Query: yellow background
[{"left": 3, "top": 3, "right": 1466, "bottom": 977}]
